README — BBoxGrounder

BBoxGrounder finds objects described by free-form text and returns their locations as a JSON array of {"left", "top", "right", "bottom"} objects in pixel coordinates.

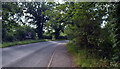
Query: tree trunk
[{"left": 36, "top": 22, "right": 43, "bottom": 39}]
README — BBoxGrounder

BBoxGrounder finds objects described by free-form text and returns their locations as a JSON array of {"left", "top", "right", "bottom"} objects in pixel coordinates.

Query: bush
[
  {"left": 5, "top": 33, "right": 15, "bottom": 42},
  {"left": 3, "top": 25, "right": 37, "bottom": 42},
  {"left": 42, "top": 36, "right": 52, "bottom": 39},
  {"left": 58, "top": 36, "right": 68, "bottom": 39},
  {"left": 15, "top": 29, "right": 26, "bottom": 41}
]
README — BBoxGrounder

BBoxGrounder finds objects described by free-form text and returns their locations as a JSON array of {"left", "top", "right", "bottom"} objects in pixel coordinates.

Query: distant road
[{"left": 2, "top": 40, "right": 72, "bottom": 67}]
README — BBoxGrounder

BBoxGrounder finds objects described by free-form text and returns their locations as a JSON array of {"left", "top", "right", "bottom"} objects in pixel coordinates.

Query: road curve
[{"left": 2, "top": 40, "right": 72, "bottom": 67}]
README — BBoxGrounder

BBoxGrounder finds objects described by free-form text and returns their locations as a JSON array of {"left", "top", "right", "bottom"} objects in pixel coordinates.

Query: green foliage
[
  {"left": 15, "top": 26, "right": 36, "bottom": 41},
  {"left": 3, "top": 25, "right": 37, "bottom": 42},
  {"left": 2, "top": 2, "right": 120, "bottom": 65},
  {"left": 2, "top": 2, "right": 23, "bottom": 42},
  {"left": 21, "top": 2, "right": 50, "bottom": 39},
  {"left": 98, "top": 28, "right": 113, "bottom": 59},
  {"left": 63, "top": 2, "right": 119, "bottom": 66},
  {"left": 63, "top": 2, "right": 102, "bottom": 49},
  {"left": 1, "top": 39, "right": 50, "bottom": 48},
  {"left": 2, "top": 2, "right": 38, "bottom": 42},
  {"left": 66, "top": 42, "right": 111, "bottom": 67},
  {"left": 66, "top": 41, "right": 78, "bottom": 55},
  {"left": 45, "top": 2, "right": 66, "bottom": 39},
  {"left": 112, "top": 2, "right": 120, "bottom": 62}
]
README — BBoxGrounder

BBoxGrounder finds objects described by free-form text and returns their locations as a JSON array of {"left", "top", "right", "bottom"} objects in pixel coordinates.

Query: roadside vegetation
[
  {"left": 67, "top": 42, "right": 119, "bottom": 67},
  {"left": 64, "top": 2, "right": 120, "bottom": 67},
  {"left": 1, "top": 1, "right": 120, "bottom": 67},
  {"left": 1, "top": 39, "right": 67, "bottom": 48},
  {"left": 2, "top": 2, "right": 67, "bottom": 48},
  {"left": 1, "top": 39, "right": 50, "bottom": 48},
  {"left": 67, "top": 42, "right": 100, "bottom": 67}
]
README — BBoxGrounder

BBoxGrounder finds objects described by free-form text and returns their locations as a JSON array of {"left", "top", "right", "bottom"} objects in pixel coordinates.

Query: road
[{"left": 2, "top": 40, "right": 73, "bottom": 67}]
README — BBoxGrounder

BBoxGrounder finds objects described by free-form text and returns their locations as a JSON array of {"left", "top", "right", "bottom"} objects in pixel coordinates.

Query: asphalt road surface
[{"left": 2, "top": 40, "right": 72, "bottom": 67}]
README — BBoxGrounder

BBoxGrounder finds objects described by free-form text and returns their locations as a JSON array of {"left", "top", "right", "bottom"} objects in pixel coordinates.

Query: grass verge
[
  {"left": 66, "top": 42, "right": 111, "bottom": 67},
  {"left": 1, "top": 39, "right": 51, "bottom": 48}
]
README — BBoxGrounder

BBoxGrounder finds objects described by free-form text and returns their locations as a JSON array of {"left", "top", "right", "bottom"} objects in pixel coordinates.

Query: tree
[
  {"left": 2, "top": 2, "right": 23, "bottom": 41},
  {"left": 15, "top": 25, "right": 36, "bottom": 41},
  {"left": 21, "top": 2, "right": 50, "bottom": 39},
  {"left": 112, "top": 2, "right": 120, "bottom": 62},
  {"left": 58, "top": 2, "right": 114, "bottom": 59},
  {"left": 45, "top": 3, "right": 66, "bottom": 39}
]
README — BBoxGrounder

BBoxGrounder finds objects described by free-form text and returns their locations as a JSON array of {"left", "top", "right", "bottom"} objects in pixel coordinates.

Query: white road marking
[
  {"left": 47, "top": 50, "right": 55, "bottom": 68},
  {"left": 47, "top": 43, "right": 61, "bottom": 69}
]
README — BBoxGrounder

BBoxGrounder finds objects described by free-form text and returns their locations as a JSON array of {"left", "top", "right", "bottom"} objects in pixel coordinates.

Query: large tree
[
  {"left": 2, "top": 2, "right": 23, "bottom": 41},
  {"left": 58, "top": 2, "right": 114, "bottom": 59},
  {"left": 45, "top": 3, "right": 66, "bottom": 39},
  {"left": 21, "top": 2, "right": 50, "bottom": 39}
]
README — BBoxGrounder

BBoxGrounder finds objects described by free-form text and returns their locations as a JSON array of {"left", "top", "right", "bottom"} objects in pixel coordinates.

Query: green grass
[
  {"left": 66, "top": 42, "right": 109, "bottom": 67},
  {"left": 1, "top": 39, "right": 68, "bottom": 48},
  {"left": 1, "top": 39, "right": 51, "bottom": 48}
]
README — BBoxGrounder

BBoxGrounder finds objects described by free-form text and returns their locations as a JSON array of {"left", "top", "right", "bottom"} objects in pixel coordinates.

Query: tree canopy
[{"left": 2, "top": 2, "right": 120, "bottom": 66}]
